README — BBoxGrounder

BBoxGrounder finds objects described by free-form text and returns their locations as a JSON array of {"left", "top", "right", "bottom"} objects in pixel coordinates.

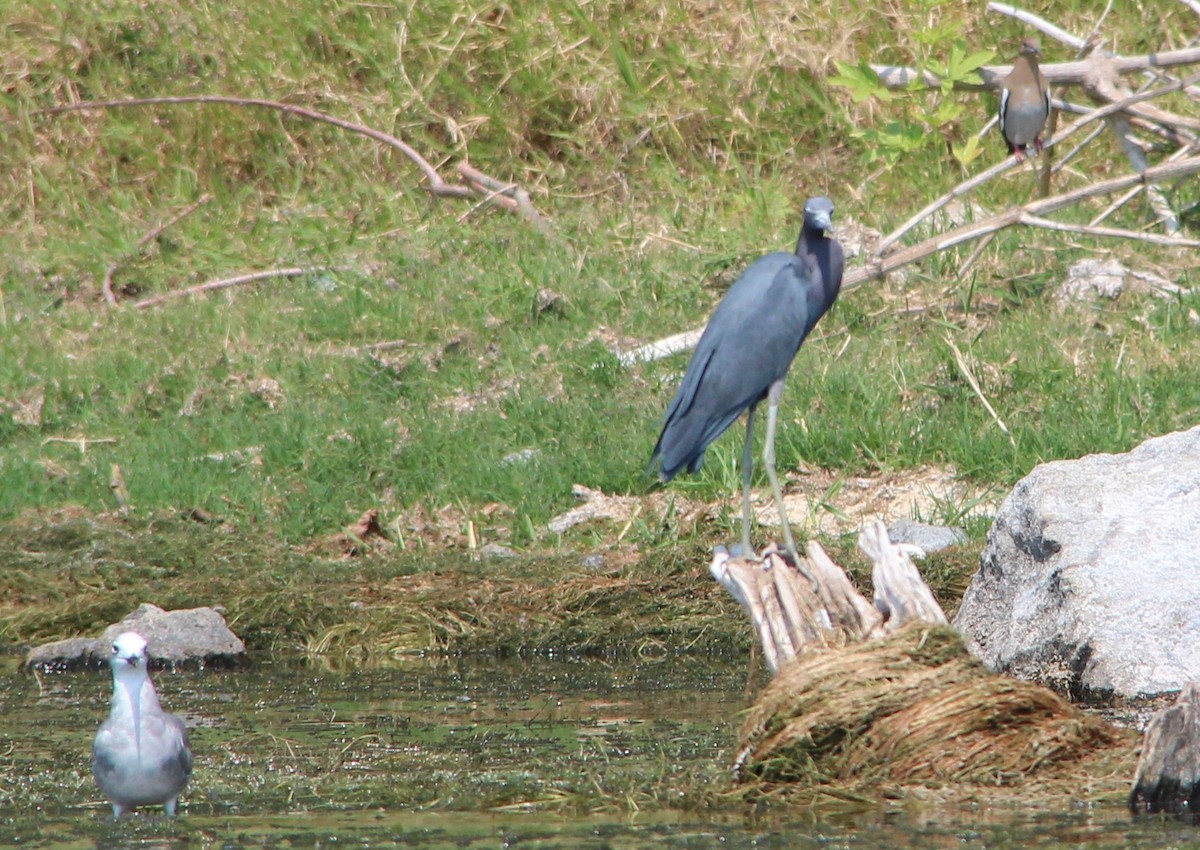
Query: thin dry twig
[
  {"left": 34, "top": 95, "right": 550, "bottom": 228},
  {"left": 945, "top": 336, "right": 1015, "bottom": 447},
  {"left": 955, "top": 231, "right": 997, "bottom": 279},
  {"left": 1019, "top": 213, "right": 1200, "bottom": 247},
  {"left": 132, "top": 267, "right": 337, "bottom": 309},
  {"left": 41, "top": 436, "right": 119, "bottom": 455},
  {"left": 101, "top": 194, "right": 213, "bottom": 307}
]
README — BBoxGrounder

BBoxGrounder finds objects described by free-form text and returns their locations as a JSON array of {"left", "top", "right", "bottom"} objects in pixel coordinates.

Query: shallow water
[{"left": 0, "top": 652, "right": 1192, "bottom": 849}]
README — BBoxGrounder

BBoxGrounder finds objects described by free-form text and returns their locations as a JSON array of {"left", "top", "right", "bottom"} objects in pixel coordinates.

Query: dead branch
[
  {"left": 877, "top": 74, "right": 1200, "bottom": 254},
  {"left": 986, "top": 1, "right": 1089, "bottom": 51},
  {"left": 859, "top": 520, "right": 948, "bottom": 631},
  {"left": 849, "top": 154, "right": 1200, "bottom": 289},
  {"left": 101, "top": 194, "right": 213, "bottom": 307},
  {"left": 1019, "top": 213, "right": 1200, "bottom": 247},
  {"left": 710, "top": 519, "right": 946, "bottom": 674},
  {"left": 132, "top": 267, "right": 338, "bottom": 309},
  {"left": 457, "top": 163, "right": 551, "bottom": 234},
  {"left": 617, "top": 328, "right": 704, "bottom": 368},
  {"left": 34, "top": 96, "right": 549, "bottom": 228},
  {"left": 870, "top": 47, "right": 1200, "bottom": 93}
]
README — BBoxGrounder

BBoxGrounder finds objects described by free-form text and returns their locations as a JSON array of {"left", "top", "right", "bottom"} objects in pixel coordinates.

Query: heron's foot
[
  {"left": 765, "top": 541, "right": 820, "bottom": 593},
  {"left": 729, "top": 541, "right": 757, "bottom": 560}
]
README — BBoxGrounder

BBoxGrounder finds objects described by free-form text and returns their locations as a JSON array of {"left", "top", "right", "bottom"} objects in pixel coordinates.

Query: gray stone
[
  {"left": 886, "top": 519, "right": 967, "bottom": 554},
  {"left": 479, "top": 542, "right": 517, "bottom": 560},
  {"left": 953, "top": 426, "right": 1200, "bottom": 699},
  {"left": 26, "top": 604, "right": 245, "bottom": 670},
  {"left": 1055, "top": 258, "right": 1184, "bottom": 305}
]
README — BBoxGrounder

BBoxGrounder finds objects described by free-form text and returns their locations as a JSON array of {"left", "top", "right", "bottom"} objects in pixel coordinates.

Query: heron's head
[
  {"left": 803, "top": 196, "right": 835, "bottom": 236},
  {"left": 1019, "top": 37, "right": 1042, "bottom": 59},
  {"left": 109, "top": 631, "right": 150, "bottom": 675}
]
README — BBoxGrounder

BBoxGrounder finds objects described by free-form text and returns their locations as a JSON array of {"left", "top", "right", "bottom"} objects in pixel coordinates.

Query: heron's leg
[
  {"left": 763, "top": 384, "right": 816, "bottom": 586},
  {"left": 740, "top": 405, "right": 757, "bottom": 559}
]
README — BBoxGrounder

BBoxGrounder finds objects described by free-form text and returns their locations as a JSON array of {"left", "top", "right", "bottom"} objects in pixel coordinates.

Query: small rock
[
  {"left": 26, "top": 604, "right": 245, "bottom": 670},
  {"left": 480, "top": 543, "right": 518, "bottom": 560},
  {"left": 1055, "top": 258, "right": 1184, "bottom": 305},
  {"left": 580, "top": 553, "right": 606, "bottom": 570},
  {"left": 248, "top": 377, "right": 285, "bottom": 409},
  {"left": 887, "top": 519, "right": 967, "bottom": 555},
  {"left": 500, "top": 448, "right": 541, "bottom": 466}
]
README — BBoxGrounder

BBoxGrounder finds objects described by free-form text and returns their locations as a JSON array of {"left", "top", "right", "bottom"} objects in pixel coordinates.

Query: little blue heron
[
  {"left": 650, "top": 196, "right": 844, "bottom": 569},
  {"left": 93, "top": 632, "right": 193, "bottom": 817}
]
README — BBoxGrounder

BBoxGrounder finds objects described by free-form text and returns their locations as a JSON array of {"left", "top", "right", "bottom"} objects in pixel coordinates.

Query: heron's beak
[{"left": 811, "top": 211, "right": 834, "bottom": 235}]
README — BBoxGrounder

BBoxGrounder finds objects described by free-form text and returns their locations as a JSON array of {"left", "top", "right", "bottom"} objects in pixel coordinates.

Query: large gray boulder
[
  {"left": 26, "top": 603, "right": 245, "bottom": 670},
  {"left": 954, "top": 426, "right": 1200, "bottom": 700}
]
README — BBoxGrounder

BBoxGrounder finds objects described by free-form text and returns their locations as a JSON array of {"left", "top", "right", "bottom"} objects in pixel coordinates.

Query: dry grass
[{"left": 737, "top": 624, "right": 1134, "bottom": 794}]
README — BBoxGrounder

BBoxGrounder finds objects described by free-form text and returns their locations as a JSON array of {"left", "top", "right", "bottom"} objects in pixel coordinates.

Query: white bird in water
[{"left": 92, "top": 632, "right": 193, "bottom": 817}]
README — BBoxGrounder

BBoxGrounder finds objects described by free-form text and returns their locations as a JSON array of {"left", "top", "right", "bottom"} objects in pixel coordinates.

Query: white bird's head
[{"left": 109, "top": 632, "right": 151, "bottom": 681}]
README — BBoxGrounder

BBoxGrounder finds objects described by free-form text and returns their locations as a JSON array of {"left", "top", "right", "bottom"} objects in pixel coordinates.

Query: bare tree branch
[
  {"left": 871, "top": 47, "right": 1200, "bottom": 92},
  {"left": 101, "top": 194, "right": 213, "bottom": 307},
  {"left": 846, "top": 155, "right": 1200, "bottom": 292},
  {"left": 876, "top": 74, "right": 1200, "bottom": 254},
  {"left": 985, "top": 2, "right": 1089, "bottom": 50},
  {"left": 1018, "top": 214, "right": 1200, "bottom": 247},
  {"left": 34, "top": 95, "right": 550, "bottom": 227}
]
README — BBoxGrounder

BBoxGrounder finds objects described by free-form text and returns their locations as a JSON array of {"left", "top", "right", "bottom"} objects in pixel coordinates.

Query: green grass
[{"left": 1, "top": 0, "right": 1197, "bottom": 556}]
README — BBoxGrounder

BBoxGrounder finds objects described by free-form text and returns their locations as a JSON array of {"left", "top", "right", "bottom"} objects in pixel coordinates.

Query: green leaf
[
  {"left": 829, "top": 60, "right": 893, "bottom": 104},
  {"left": 952, "top": 135, "right": 984, "bottom": 167},
  {"left": 610, "top": 39, "right": 640, "bottom": 93}
]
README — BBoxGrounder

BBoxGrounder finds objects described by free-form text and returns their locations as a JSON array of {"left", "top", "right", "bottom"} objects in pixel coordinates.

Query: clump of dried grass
[{"left": 737, "top": 624, "right": 1130, "bottom": 790}]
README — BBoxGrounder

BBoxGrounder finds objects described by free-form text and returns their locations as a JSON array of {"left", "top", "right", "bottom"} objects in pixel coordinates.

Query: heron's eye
[{"left": 111, "top": 643, "right": 119, "bottom": 655}]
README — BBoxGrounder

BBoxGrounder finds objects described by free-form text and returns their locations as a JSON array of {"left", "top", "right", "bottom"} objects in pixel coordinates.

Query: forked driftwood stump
[
  {"left": 1131, "top": 682, "right": 1200, "bottom": 815},
  {"left": 709, "top": 520, "right": 946, "bottom": 674},
  {"left": 717, "top": 520, "right": 1127, "bottom": 790}
]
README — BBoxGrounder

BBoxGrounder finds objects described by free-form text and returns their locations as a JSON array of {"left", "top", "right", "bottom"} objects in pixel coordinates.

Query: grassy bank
[{"left": 1, "top": 1, "right": 1197, "bottom": 648}]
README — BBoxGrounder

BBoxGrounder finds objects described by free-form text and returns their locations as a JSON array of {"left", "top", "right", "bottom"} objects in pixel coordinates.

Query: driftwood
[
  {"left": 710, "top": 519, "right": 945, "bottom": 674},
  {"left": 717, "top": 520, "right": 1131, "bottom": 793},
  {"left": 1131, "top": 682, "right": 1200, "bottom": 815}
]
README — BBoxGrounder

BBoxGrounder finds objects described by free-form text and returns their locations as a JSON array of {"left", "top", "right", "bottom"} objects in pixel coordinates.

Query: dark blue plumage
[{"left": 650, "top": 196, "right": 844, "bottom": 565}]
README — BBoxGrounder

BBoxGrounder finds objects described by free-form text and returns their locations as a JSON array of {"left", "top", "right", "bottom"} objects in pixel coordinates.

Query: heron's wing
[{"left": 654, "top": 254, "right": 813, "bottom": 476}]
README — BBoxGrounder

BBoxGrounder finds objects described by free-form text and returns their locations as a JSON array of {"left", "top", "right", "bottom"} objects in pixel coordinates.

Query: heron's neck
[{"left": 796, "top": 227, "right": 841, "bottom": 301}]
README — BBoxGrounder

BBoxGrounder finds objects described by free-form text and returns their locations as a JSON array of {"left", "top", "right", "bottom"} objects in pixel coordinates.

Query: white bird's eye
[{"left": 112, "top": 643, "right": 119, "bottom": 655}]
